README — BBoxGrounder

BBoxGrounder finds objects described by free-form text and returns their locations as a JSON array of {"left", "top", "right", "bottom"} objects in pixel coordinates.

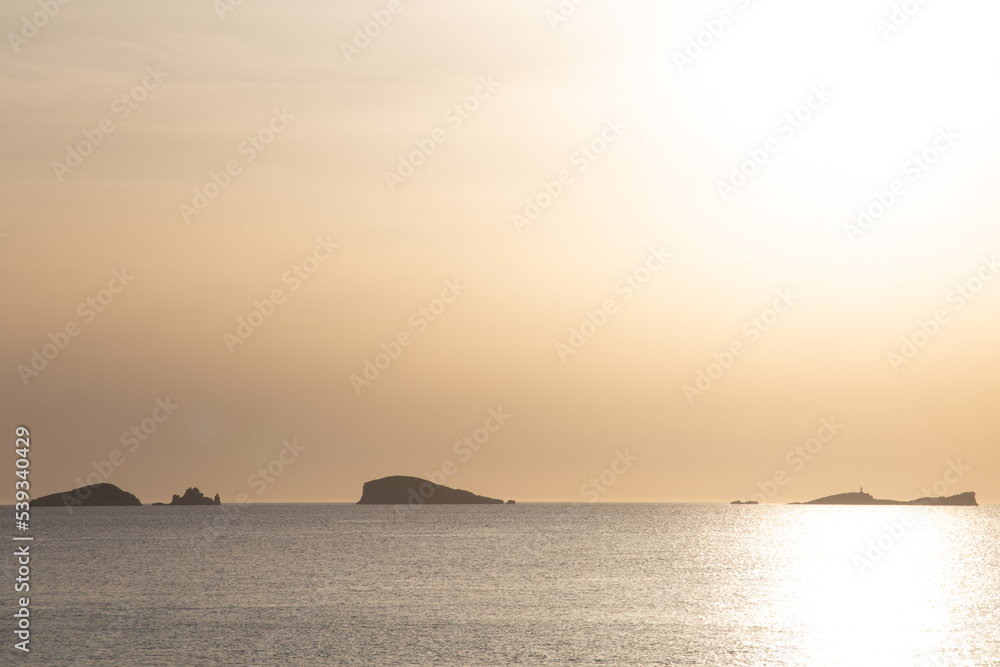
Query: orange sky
[{"left": 3, "top": 0, "right": 999, "bottom": 504}]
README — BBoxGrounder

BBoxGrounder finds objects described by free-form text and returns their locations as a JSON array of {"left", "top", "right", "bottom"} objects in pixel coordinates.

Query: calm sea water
[{"left": 6, "top": 503, "right": 1000, "bottom": 666}]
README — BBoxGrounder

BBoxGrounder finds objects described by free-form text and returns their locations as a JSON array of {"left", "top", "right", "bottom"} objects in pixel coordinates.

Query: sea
[{"left": 6, "top": 503, "right": 1000, "bottom": 666}]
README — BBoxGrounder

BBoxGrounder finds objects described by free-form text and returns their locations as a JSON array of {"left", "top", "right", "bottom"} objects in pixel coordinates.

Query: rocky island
[
  {"left": 357, "top": 476, "right": 510, "bottom": 505},
  {"left": 31, "top": 483, "right": 142, "bottom": 507},
  {"left": 152, "top": 487, "right": 221, "bottom": 506},
  {"left": 795, "top": 491, "right": 977, "bottom": 506}
]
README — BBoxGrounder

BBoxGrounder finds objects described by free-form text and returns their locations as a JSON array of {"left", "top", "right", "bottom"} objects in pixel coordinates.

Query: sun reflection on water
[{"left": 764, "top": 506, "right": 989, "bottom": 667}]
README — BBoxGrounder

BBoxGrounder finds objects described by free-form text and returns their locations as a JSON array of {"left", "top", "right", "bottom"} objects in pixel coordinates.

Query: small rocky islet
[{"left": 152, "top": 487, "right": 221, "bottom": 506}]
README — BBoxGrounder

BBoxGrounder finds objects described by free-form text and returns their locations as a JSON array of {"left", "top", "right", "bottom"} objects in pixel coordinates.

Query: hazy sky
[{"left": 4, "top": 0, "right": 1000, "bottom": 504}]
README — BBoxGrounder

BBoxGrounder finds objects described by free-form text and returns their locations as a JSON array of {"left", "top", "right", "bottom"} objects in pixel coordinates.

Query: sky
[{"left": 3, "top": 0, "right": 1000, "bottom": 504}]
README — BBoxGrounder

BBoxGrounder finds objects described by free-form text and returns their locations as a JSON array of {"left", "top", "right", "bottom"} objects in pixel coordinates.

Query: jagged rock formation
[{"left": 153, "top": 487, "right": 221, "bottom": 506}]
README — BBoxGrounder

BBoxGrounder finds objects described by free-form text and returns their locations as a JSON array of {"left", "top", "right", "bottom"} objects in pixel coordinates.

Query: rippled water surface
[{"left": 8, "top": 503, "right": 1000, "bottom": 665}]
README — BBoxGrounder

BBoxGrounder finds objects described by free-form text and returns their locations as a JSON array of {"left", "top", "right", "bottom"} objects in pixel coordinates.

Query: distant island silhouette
[
  {"left": 730, "top": 500, "right": 758, "bottom": 505},
  {"left": 357, "top": 476, "right": 510, "bottom": 505},
  {"left": 152, "top": 487, "right": 221, "bottom": 506},
  {"left": 31, "top": 483, "right": 142, "bottom": 507},
  {"left": 793, "top": 491, "right": 977, "bottom": 506}
]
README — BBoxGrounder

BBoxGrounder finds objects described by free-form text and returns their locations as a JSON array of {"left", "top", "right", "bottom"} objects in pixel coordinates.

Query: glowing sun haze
[{"left": 3, "top": 0, "right": 999, "bottom": 504}]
